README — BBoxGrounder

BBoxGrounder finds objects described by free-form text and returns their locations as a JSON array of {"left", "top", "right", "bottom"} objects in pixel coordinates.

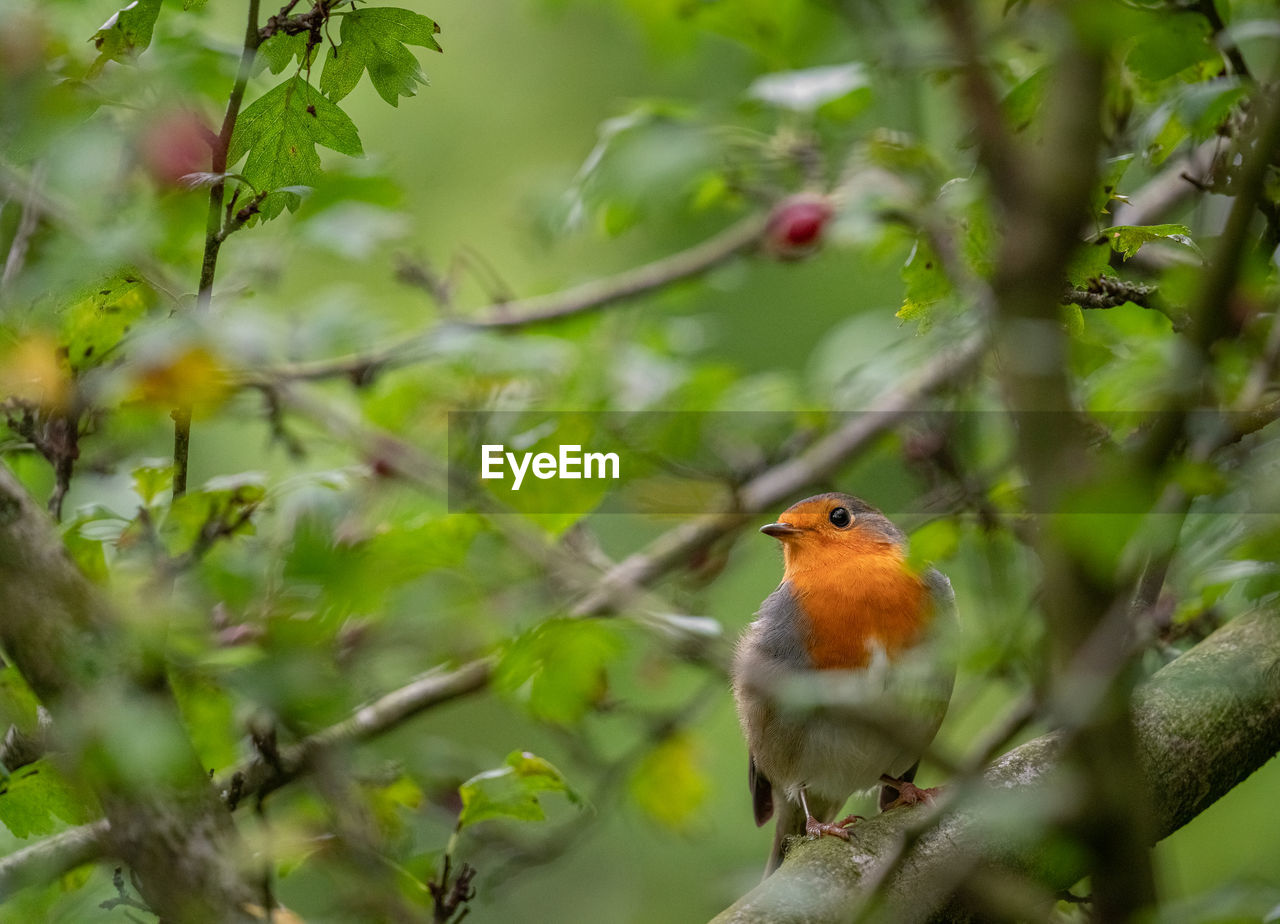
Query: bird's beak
[{"left": 760, "top": 521, "right": 801, "bottom": 539}]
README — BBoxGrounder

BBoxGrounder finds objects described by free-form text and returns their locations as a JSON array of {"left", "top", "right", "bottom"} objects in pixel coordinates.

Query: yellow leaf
[
  {"left": 629, "top": 732, "right": 707, "bottom": 832},
  {"left": 130, "top": 346, "right": 230, "bottom": 409},
  {"left": 0, "top": 335, "right": 72, "bottom": 411}
]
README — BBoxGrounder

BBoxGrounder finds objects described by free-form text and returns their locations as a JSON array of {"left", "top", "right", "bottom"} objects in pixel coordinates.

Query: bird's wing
[
  {"left": 767, "top": 796, "right": 804, "bottom": 876},
  {"left": 749, "top": 754, "right": 773, "bottom": 826}
]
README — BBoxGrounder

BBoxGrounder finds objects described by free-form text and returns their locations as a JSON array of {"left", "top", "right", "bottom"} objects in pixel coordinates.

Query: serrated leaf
[
  {"left": 258, "top": 32, "right": 315, "bottom": 76},
  {"left": 321, "top": 7, "right": 443, "bottom": 106},
  {"left": 227, "top": 76, "right": 363, "bottom": 220},
  {"left": 90, "top": 0, "right": 163, "bottom": 71},
  {"left": 0, "top": 760, "right": 91, "bottom": 839},
  {"left": 1100, "top": 223, "right": 1200, "bottom": 260},
  {"left": 494, "top": 619, "right": 622, "bottom": 725},
  {"left": 457, "top": 750, "right": 580, "bottom": 830}
]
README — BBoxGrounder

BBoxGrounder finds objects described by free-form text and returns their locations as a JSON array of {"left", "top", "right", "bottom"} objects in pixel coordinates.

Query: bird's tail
[{"left": 766, "top": 798, "right": 806, "bottom": 876}]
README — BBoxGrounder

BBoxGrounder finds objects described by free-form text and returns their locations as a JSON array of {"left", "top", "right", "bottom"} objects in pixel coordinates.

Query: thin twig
[
  {"left": 1, "top": 162, "right": 43, "bottom": 291},
  {"left": 174, "top": 0, "right": 263, "bottom": 499}
]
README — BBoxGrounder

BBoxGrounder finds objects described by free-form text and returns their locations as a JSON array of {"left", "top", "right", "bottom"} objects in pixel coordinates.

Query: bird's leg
[
  {"left": 878, "top": 773, "right": 941, "bottom": 810},
  {"left": 798, "top": 789, "right": 858, "bottom": 841}
]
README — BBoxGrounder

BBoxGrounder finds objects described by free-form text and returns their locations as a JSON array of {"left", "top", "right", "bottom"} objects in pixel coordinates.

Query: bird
[{"left": 731, "top": 492, "right": 955, "bottom": 876}]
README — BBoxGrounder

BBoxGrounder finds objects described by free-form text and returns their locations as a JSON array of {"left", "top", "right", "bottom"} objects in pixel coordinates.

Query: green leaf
[
  {"left": 184, "top": 0, "right": 209, "bottom": 8},
  {"left": 59, "top": 270, "right": 154, "bottom": 373},
  {"left": 1066, "top": 240, "right": 1114, "bottom": 288},
  {"left": 1174, "top": 78, "right": 1249, "bottom": 141},
  {"left": 1002, "top": 68, "right": 1048, "bottom": 131},
  {"left": 1143, "top": 104, "right": 1190, "bottom": 165},
  {"left": 171, "top": 674, "right": 238, "bottom": 770},
  {"left": 258, "top": 32, "right": 316, "bottom": 76},
  {"left": 0, "top": 760, "right": 91, "bottom": 839},
  {"left": 321, "top": 7, "right": 443, "bottom": 106},
  {"left": 897, "top": 237, "right": 951, "bottom": 332},
  {"left": 494, "top": 619, "right": 623, "bottom": 725},
  {"left": 227, "top": 76, "right": 363, "bottom": 220},
  {"left": 1092, "top": 154, "right": 1134, "bottom": 216},
  {"left": 158, "top": 473, "right": 265, "bottom": 554},
  {"left": 132, "top": 460, "right": 175, "bottom": 506},
  {"left": 1126, "top": 13, "right": 1217, "bottom": 83},
  {"left": 0, "top": 668, "right": 40, "bottom": 737},
  {"left": 457, "top": 750, "right": 580, "bottom": 830},
  {"left": 90, "top": 0, "right": 163, "bottom": 72},
  {"left": 60, "top": 507, "right": 127, "bottom": 583},
  {"left": 907, "top": 518, "right": 961, "bottom": 571},
  {"left": 1061, "top": 303, "right": 1085, "bottom": 336},
  {"left": 1100, "top": 224, "right": 1200, "bottom": 260}
]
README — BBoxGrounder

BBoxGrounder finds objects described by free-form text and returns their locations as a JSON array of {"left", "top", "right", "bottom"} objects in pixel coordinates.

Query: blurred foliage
[{"left": 2, "top": 0, "right": 1280, "bottom": 921}]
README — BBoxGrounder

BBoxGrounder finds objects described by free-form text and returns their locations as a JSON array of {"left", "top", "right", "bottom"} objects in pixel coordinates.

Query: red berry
[
  {"left": 766, "top": 194, "right": 834, "bottom": 258},
  {"left": 137, "top": 109, "right": 213, "bottom": 189}
]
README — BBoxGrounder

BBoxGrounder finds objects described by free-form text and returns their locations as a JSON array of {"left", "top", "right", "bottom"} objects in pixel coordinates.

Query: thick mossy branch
[
  {"left": 712, "top": 610, "right": 1280, "bottom": 924},
  {"left": 0, "top": 466, "right": 257, "bottom": 920}
]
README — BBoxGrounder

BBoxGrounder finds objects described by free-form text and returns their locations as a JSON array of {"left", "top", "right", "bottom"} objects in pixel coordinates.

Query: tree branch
[
  {"left": 0, "top": 656, "right": 495, "bottom": 897},
  {"left": 217, "top": 656, "right": 495, "bottom": 807},
  {"left": 572, "top": 329, "right": 987, "bottom": 617},
  {"left": 235, "top": 210, "right": 771, "bottom": 387},
  {"left": 712, "top": 608, "right": 1280, "bottom": 923}
]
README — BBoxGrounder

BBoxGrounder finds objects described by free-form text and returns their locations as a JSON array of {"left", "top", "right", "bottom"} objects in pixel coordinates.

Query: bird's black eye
[{"left": 829, "top": 506, "right": 852, "bottom": 529}]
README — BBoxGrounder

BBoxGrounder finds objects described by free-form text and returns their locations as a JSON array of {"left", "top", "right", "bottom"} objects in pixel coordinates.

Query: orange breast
[{"left": 785, "top": 539, "right": 931, "bottom": 670}]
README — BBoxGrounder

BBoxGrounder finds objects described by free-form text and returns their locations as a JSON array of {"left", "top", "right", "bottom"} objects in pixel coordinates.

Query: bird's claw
[
  {"left": 881, "top": 780, "right": 941, "bottom": 811},
  {"left": 804, "top": 814, "right": 861, "bottom": 841}
]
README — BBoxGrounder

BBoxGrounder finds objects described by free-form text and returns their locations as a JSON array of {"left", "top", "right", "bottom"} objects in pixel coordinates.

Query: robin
[{"left": 731, "top": 492, "right": 956, "bottom": 875}]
